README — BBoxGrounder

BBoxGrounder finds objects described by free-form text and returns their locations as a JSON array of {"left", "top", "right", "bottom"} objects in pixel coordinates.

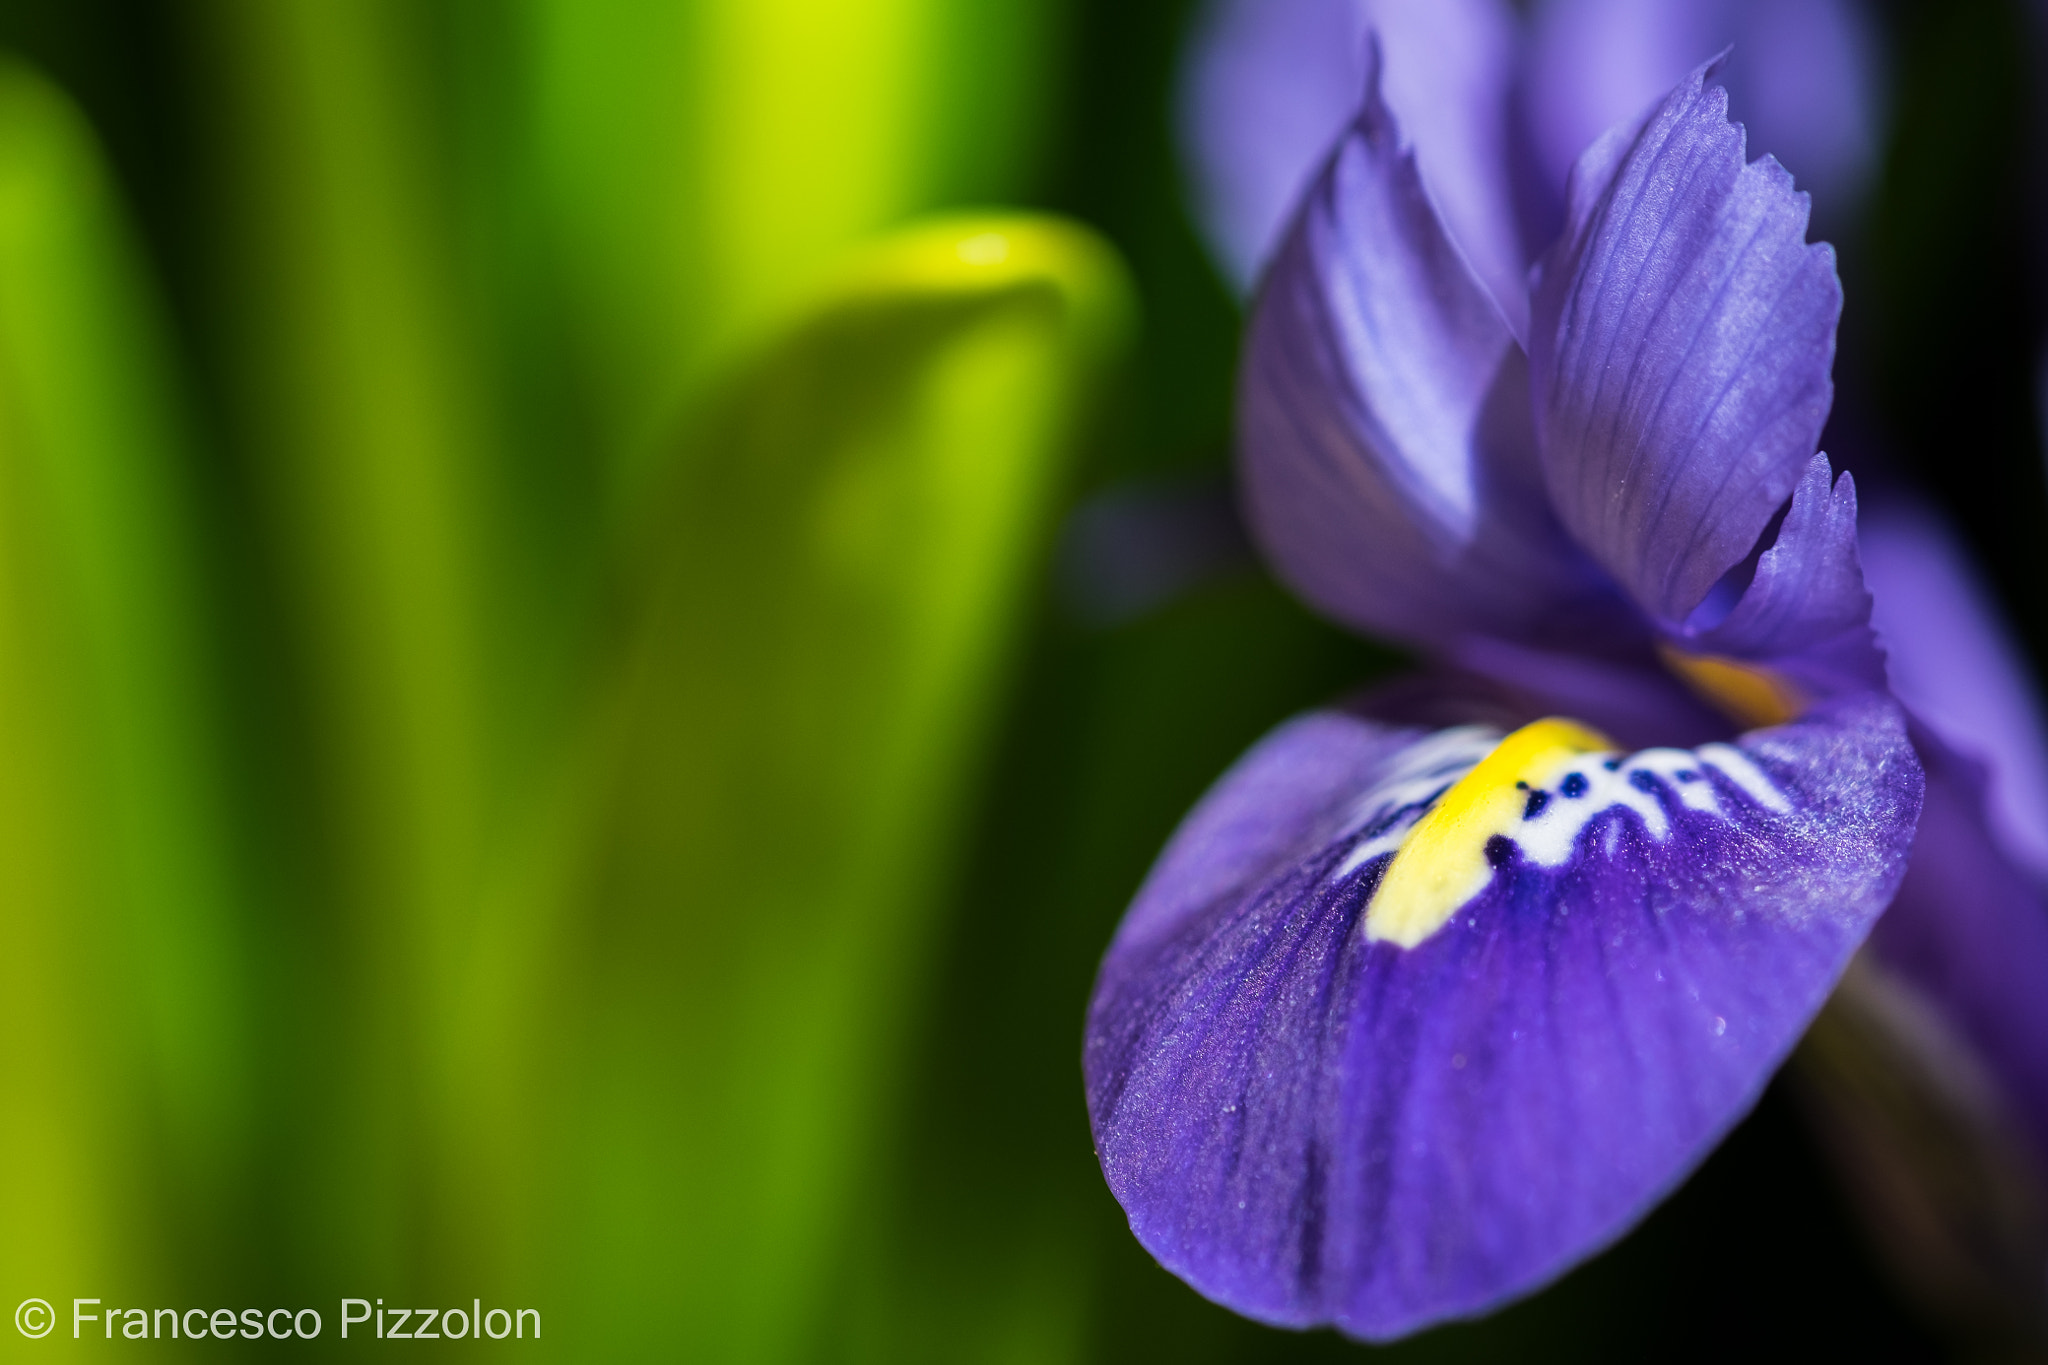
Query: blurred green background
[{"left": 0, "top": 0, "right": 2037, "bottom": 1359}]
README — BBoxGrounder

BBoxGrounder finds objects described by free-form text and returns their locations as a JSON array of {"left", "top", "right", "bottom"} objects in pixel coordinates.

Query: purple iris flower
[
  {"left": 1084, "top": 41, "right": 1930, "bottom": 1342},
  {"left": 1180, "top": 0, "right": 1883, "bottom": 296}
]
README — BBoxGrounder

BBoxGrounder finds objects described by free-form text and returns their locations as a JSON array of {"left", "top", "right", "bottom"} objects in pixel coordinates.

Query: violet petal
[
  {"left": 1689, "top": 453, "right": 1885, "bottom": 696},
  {"left": 1238, "top": 53, "right": 1606, "bottom": 650},
  {"left": 1179, "top": 0, "right": 1525, "bottom": 316},
  {"left": 1861, "top": 499, "right": 2048, "bottom": 880},
  {"left": 1524, "top": 0, "right": 1884, "bottom": 233},
  {"left": 1086, "top": 693, "right": 1920, "bottom": 1338},
  {"left": 1529, "top": 60, "right": 1841, "bottom": 628}
]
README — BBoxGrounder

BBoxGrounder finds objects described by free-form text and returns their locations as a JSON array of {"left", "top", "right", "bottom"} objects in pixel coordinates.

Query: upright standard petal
[
  {"left": 1529, "top": 62, "right": 1841, "bottom": 628},
  {"left": 1686, "top": 453, "right": 1885, "bottom": 698},
  {"left": 1086, "top": 693, "right": 1921, "bottom": 1338},
  {"left": 1238, "top": 54, "right": 1607, "bottom": 651},
  {"left": 1179, "top": 0, "right": 1525, "bottom": 314},
  {"left": 1523, "top": 0, "right": 1885, "bottom": 235}
]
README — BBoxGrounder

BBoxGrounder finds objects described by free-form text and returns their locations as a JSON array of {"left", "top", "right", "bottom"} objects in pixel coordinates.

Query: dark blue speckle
[
  {"left": 1628, "top": 769, "right": 1660, "bottom": 793},
  {"left": 1523, "top": 789, "right": 1550, "bottom": 820},
  {"left": 1560, "top": 772, "right": 1589, "bottom": 798},
  {"left": 1676, "top": 769, "right": 1697, "bottom": 782},
  {"left": 1603, "top": 757, "right": 1622, "bottom": 771}
]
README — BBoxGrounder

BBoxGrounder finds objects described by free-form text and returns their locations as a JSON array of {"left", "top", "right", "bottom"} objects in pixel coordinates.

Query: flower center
[{"left": 1657, "top": 644, "right": 1802, "bottom": 727}]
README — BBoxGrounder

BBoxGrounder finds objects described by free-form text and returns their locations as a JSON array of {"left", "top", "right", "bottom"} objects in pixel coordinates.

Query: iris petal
[
  {"left": 1688, "top": 452, "right": 1885, "bottom": 697},
  {"left": 1529, "top": 59, "right": 1841, "bottom": 628},
  {"left": 1523, "top": 0, "right": 1885, "bottom": 238},
  {"left": 1861, "top": 499, "right": 2048, "bottom": 880},
  {"left": 1085, "top": 692, "right": 1920, "bottom": 1338},
  {"left": 1178, "top": 0, "right": 1525, "bottom": 318},
  {"left": 1238, "top": 47, "right": 1607, "bottom": 650}
]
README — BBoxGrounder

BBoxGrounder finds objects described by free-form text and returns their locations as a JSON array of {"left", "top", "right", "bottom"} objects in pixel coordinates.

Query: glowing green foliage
[
  {"left": 521, "top": 0, "right": 1071, "bottom": 494},
  {"left": 535, "top": 216, "right": 1130, "bottom": 1359},
  {"left": 0, "top": 62, "right": 248, "bottom": 1332}
]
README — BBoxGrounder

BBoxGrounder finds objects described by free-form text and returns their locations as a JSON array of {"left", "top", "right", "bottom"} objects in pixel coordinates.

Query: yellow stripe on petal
[{"left": 1366, "top": 718, "right": 1614, "bottom": 948}]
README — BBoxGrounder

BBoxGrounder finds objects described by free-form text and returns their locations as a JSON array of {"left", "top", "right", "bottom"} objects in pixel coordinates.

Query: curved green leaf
[
  {"left": 0, "top": 60, "right": 248, "bottom": 1324},
  {"left": 445, "top": 213, "right": 1132, "bottom": 1361},
  {"left": 520, "top": 0, "right": 1073, "bottom": 497}
]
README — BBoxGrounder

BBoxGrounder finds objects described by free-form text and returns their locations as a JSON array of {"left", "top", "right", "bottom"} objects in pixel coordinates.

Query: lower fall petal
[{"left": 1084, "top": 691, "right": 1921, "bottom": 1339}]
